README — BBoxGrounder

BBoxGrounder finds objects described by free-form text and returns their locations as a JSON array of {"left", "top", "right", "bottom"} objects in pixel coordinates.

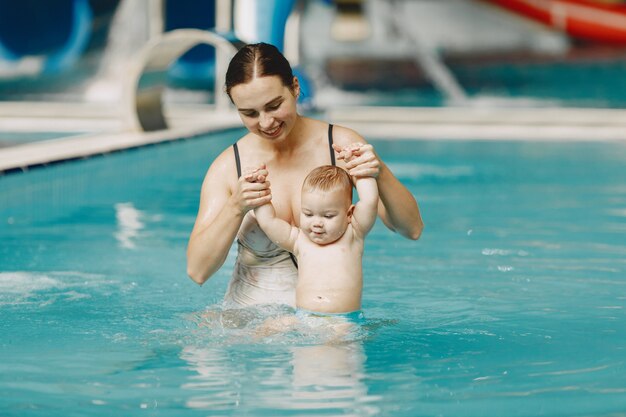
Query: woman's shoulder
[
  {"left": 212, "top": 130, "right": 256, "bottom": 164},
  {"left": 204, "top": 141, "right": 240, "bottom": 182},
  {"left": 300, "top": 116, "right": 365, "bottom": 145},
  {"left": 329, "top": 123, "right": 366, "bottom": 146},
  {"left": 235, "top": 130, "right": 257, "bottom": 147}
]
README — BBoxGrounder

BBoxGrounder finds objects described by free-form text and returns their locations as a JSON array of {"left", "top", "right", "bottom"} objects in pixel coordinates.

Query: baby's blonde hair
[{"left": 302, "top": 165, "right": 353, "bottom": 200}]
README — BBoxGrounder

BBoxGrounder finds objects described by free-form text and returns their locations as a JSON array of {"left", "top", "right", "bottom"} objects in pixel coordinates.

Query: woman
[{"left": 187, "top": 43, "right": 423, "bottom": 307}]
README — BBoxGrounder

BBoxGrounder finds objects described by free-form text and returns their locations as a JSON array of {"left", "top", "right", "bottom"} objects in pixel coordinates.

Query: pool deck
[
  {"left": 327, "top": 106, "right": 626, "bottom": 141},
  {"left": 1, "top": 101, "right": 625, "bottom": 173},
  {"left": 0, "top": 102, "right": 241, "bottom": 173}
]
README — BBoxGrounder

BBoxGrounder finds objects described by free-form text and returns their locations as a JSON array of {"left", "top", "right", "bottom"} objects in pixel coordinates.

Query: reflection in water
[
  {"left": 114, "top": 202, "right": 144, "bottom": 249},
  {"left": 179, "top": 307, "right": 380, "bottom": 416},
  {"left": 180, "top": 346, "right": 243, "bottom": 411},
  {"left": 285, "top": 343, "right": 379, "bottom": 416}
]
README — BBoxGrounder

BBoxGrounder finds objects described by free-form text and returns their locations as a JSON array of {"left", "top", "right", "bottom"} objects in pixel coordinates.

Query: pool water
[{"left": 1, "top": 130, "right": 626, "bottom": 416}]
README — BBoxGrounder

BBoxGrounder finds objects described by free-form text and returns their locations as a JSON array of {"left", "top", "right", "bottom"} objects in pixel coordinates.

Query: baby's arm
[
  {"left": 255, "top": 203, "right": 299, "bottom": 252},
  {"left": 345, "top": 144, "right": 379, "bottom": 237},
  {"left": 352, "top": 175, "right": 379, "bottom": 237},
  {"left": 246, "top": 168, "right": 299, "bottom": 252}
]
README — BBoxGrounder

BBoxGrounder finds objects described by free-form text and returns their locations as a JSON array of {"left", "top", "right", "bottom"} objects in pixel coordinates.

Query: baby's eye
[
  {"left": 303, "top": 213, "right": 312, "bottom": 217},
  {"left": 324, "top": 214, "right": 335, "bottom": 219}
]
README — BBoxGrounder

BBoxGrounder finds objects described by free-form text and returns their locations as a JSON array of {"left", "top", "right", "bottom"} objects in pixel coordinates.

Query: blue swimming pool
[{"left": 1, "top": 130, "right": 626, "bottom": 416}]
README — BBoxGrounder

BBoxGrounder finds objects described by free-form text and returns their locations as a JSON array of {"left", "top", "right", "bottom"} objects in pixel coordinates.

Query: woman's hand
[
  {"left": 234, "top": 164, "right": 272, "bottom": 213},
  {"left": 333, "top": 143, "right": 381, "bottom": 179}
]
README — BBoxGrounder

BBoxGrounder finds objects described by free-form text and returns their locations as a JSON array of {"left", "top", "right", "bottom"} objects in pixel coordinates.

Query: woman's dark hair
[{"left": 225, "top": 43, "right": 294, "bottom": 99}]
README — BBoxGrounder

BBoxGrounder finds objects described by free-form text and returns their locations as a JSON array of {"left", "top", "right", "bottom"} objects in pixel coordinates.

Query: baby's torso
[{"left": 294, "top": 228, "right": 364, "bottom": 313}]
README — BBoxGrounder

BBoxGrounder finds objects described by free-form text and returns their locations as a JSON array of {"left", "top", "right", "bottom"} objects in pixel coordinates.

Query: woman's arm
[
  {"left": 333, "top": 130, "right": 424, "bottom": 240},
  {"left": 186, "top": 153, "right": 271, "bottom": 285},
  {"left": 374, "top": 159, "right": 423, "bottom": 240}
]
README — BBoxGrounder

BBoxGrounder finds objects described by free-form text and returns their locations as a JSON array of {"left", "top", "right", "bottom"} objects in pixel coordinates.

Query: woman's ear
[{"left": 292, "top": 76, "right": 300, "bottom": 98}]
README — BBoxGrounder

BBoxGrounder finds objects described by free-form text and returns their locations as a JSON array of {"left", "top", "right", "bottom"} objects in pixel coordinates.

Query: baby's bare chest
[{"left": 297, "top": 232, "right": 362, "bottom": 266}]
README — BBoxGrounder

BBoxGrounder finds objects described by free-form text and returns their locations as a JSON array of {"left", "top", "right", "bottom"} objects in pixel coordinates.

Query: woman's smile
[{"left": 261, "top": 122, "right": 283, "bottom": 138}]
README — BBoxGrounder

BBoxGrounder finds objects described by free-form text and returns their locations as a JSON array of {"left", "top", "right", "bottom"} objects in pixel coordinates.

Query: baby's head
[{"left": 300, "top": 166, "right": 354, "bottom": 245}]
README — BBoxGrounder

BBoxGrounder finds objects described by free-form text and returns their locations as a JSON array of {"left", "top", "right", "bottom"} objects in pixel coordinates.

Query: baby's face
[{"left": 300, "top": 188, "right": 352, "bottom": 245}]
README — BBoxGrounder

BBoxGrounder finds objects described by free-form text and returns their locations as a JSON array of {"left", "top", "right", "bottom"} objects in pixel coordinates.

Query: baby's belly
[{"left": 296, "top": 283, "right": 362, "bottom": 314}]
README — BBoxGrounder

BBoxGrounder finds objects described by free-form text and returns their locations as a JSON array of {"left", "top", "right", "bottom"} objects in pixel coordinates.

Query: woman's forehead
[{"left": 230, "top": 76, "right": 286, "bottom": 104}]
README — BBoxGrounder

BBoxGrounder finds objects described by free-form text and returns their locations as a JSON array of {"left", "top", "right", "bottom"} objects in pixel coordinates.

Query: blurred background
[
  {"left": 1, "top": 0, "right": 626, "bottom": 151},
  {"left": 3, "top": 3, "right": 626, "bottom": 415}
]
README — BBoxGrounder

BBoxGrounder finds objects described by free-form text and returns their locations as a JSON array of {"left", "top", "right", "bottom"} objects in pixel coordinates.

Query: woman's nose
[{"left": 259, "top": 112, "right": 273, "bottom": 129}]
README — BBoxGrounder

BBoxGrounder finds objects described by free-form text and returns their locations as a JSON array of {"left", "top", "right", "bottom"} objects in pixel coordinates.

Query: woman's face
[{"left": 230, "top": 75, "right": 299, "bottom": 142}]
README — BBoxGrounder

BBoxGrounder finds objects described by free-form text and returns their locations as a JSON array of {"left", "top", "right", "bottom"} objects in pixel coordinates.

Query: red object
[{"left": 485, "top": 0, "right": 626, "bottom": 44}]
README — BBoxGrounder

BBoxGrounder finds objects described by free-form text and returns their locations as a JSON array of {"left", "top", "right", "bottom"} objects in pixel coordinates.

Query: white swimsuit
[
  {"left": 223, "top": 124, "right": 336, "bottom": 307},
  {"left": 224, "top": 212, "right": 298, "bottom": 306}
]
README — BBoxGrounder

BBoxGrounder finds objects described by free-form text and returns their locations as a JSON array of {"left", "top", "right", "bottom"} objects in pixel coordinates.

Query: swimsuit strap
[
  {"left": 233, "top": 143, "right": 242, "bottom": 178},
  {"left": 289, "top": 252, "right": 298, "bottom": 268},
  {"left": 328, "top": 124, "right": 336, "bottom": 166}
]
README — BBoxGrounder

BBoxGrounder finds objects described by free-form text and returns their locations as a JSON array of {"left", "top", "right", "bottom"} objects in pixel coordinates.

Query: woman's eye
[{"left": 267, "top": 105, "right": 280, "bottom": 111}]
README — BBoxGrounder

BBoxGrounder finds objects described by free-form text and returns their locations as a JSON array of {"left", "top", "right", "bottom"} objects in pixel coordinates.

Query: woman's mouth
[{"left": 262, "top": 123, "right": 282, "bottom": 138}]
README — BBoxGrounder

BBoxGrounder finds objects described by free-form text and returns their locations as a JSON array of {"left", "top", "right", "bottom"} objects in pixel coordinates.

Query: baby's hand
[
  {"left": 243, "top": 164, "right": 268, "bottom": 183},
  {"left": 333, "top": 143, "right": 365, "bottom": 163},
  {"left": 333, "top": 143, "right": 380, "bottom": 178}
]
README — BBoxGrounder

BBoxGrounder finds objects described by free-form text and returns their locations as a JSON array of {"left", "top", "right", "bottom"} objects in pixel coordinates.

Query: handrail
[{"left": 124, "top": 29, "right": 238, "bottom": 131}]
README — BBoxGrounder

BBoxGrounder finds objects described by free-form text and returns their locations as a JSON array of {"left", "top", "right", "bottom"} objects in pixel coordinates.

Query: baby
[{"left": 246, "top": 143, "right": 379, "bottom": 327}]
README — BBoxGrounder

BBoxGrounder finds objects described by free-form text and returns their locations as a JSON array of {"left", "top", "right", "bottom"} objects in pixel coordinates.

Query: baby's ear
[{"left": 347, "top": 204, "right": 356, "bottom": 218}]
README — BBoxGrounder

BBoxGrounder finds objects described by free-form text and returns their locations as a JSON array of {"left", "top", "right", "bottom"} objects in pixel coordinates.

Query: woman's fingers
[
  {"left": 252, "top": 191, "right": 272, "bottom": 204},
  {"left": 348, "top": 166, "right": 378, "bottom": 178},
  {"left": 246, "top": 188, "right": 272, "bottom": 208},
  {"left": 237, "top": 170, "right": 272, "bottom": 211},
  {"left": 345, "top": 151, "right": 374, "bottom": 169},
  {"left": 242, "top": 180, "right": 270, "bottom": 195},
  {"left": 245, "top": 186, "right": 270, "bottom": 199},
  {"left": 333, "top": 143, "right": 380, "bottom": 178},
  {"left": 345, "top": 147, "right": 380, "bottom": 178}
]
